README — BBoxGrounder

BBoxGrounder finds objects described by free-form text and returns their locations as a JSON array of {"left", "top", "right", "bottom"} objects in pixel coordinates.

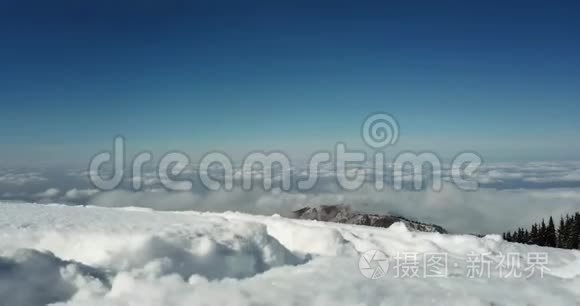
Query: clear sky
[{"left": 1, "top": 1, "right": 579, "bottom": 165}]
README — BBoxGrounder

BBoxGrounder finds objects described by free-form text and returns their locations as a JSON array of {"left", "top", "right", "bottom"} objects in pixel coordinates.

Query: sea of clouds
[{"left": 2, "top": 161, "right": 580, "bottom": 234}]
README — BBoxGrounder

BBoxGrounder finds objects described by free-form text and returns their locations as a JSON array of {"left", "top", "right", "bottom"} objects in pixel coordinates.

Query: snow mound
[
  {"left": 0, "top": 202, "right": 580, "bottom": 306},
  {"left": 0, "top": 249, "right": 109, "bottom": 306}
]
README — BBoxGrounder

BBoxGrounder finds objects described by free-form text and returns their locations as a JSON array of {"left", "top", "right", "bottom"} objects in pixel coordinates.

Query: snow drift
[{"left": 0, "top": 202, "right": 579, "bottom": 305}]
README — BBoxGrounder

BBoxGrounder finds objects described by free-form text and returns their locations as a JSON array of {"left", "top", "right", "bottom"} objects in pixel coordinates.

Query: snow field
[{"left": 0, "top": 203, "right": 579, "bottom": 305}]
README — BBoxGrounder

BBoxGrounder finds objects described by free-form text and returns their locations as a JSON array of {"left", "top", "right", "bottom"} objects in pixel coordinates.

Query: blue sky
[{"left": 1, "top": 1, "right": 579, "bottom": 165}]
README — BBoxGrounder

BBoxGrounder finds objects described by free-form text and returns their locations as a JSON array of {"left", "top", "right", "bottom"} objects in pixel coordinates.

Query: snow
[{"left": 0, "top": 203, "right": 579, "bottom": 305}]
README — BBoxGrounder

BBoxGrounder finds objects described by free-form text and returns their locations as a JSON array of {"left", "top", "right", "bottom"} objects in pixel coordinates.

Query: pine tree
[
  {"left": 576, "top": 213, "right": 580, "bottom": 250},
  {"left": 530, "top": 224, "right": 539, "bottom": 245},
  {"left": 502, "top": 212, "right": 580, "bottom": 249},
  {"left": 546, "top": 217, "right": 557, "bottom": 247},
  {"left": 539, "top": 219, "right": 547, "bottom": 246},
  {"left": 563, "top": 215, "right": 573, "bottom": 249},
  {"left": 503, "top": 211, "right": 580, "bottom": 249},
  {"left": 558, "top": 216, "right": 567, "bottom": 248},
  {"left": 568, "top": 213, "right": 579, "bottom": 249}
]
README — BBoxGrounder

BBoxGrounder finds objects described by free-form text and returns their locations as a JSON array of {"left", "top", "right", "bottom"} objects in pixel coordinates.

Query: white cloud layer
[
  {"left": 86, "top": 183, "right": 580, "bottom": 234},
  {"left": 33, "top": 188, "right": 60, "bottom": 200},
  {"left": 0, "top": 172, "right": 47, "bottom": 185},
  {"left": 2, "top": 161, "right": 580, "bottom": 234},
  {"left": 64, "top": 189, "right": 100, "bottom": 201}
]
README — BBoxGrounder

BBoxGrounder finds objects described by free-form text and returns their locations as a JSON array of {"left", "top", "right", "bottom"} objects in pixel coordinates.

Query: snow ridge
[{"left": 0, "top": 203, "right": 579, "bottom": 306}]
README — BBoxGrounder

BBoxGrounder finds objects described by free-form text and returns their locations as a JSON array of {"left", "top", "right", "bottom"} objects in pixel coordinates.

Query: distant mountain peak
[{"left": 293, "top": 204, "right": 447, "bottom": 234}]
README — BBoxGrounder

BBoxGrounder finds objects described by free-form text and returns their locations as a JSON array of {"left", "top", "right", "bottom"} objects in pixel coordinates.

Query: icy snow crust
[{"left": 0, "top": 203, "right": 579, "bottom": 306}]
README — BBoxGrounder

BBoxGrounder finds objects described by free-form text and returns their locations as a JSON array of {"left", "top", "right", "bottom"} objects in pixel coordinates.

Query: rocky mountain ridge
[{"left": 293, "top": 204, "right": 447, "bottom": 234}]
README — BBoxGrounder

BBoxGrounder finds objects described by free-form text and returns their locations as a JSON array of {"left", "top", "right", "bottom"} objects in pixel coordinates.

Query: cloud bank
[{"left": 1, "top": 161, "right": 580, "bottom": 234}]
